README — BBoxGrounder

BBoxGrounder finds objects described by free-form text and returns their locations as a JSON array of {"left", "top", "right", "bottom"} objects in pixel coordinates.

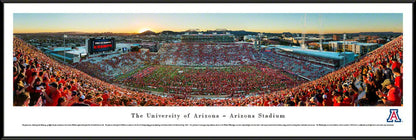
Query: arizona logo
[{"left": 386, "top": 109, "right": 402, "bottom": 122}]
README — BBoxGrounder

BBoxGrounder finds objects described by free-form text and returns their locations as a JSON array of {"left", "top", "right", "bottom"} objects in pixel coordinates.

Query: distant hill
[
  {"left": 139, "top": 30, "right": 157, "bottom": 35},
  {"left": 159, "top": 30, "right": 180, "bottom": 35},
  {"left": 157, "top": 30, "right": 261, "bottom": 36}
]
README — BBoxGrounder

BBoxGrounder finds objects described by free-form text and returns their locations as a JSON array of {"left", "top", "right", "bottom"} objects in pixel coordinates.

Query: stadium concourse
[{"left": 13, "top": 36, "right": 403, "bottom": 106}]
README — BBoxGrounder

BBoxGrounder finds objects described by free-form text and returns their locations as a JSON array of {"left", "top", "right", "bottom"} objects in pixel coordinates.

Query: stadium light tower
[
  {"left": 343, "top": 34, "right": 346, "bottom": 52},
  {"left": 301, "top": 13, "right": 307, "bottom": 50},
  {"left": 342, "top": 34, "right": 346, "bottom": 66},
  {"left": 319, "top": 14, "right": 324, "bottom": 52}
]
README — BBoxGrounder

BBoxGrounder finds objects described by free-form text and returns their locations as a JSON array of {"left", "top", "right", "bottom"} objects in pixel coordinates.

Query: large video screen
[{"left": 88, "top": 38, "right": 116, "bottom": 54}]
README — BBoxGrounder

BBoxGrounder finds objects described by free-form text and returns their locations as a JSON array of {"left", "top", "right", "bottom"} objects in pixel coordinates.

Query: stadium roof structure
[
  {"left": 355, "top": 42, "right": 379, "bottom": 46},
  {"left": 328, "top": 41, "right": 357, "bottom": 44},
  {"left": 328, "top": 41, "right": 378, "bottom": 46},
  {"left": 273, "top": 45, "right": 355, "bottom": 60},
  {"left": 50, "top": 47, "right": 72, "bottom": 52},
  {"left": 49, "top": 53, "right": 74, "bottom": 60},
  {"left": 66, "top": 47, "right": 87, "bottom": 56},
  {"left": 116, "top": 43, "right": 134, "bottom": 49},
  {"left": 310, "top": 42, "right": 329, "bottom": 45}
]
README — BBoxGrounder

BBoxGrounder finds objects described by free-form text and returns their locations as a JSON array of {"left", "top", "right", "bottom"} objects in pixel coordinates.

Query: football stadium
[{"left": 13, "top": 33, "right": 403, "bottom": 106}]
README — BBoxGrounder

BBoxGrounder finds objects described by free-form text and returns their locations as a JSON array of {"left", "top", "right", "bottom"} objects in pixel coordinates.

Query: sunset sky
[{"left": 13, "top": 13, "right": 403, "bottom": 34}]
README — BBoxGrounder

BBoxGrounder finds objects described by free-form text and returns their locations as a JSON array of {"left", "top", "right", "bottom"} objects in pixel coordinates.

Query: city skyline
[{"left": 14, "top": 13, "right": 403, "bottom": 34}]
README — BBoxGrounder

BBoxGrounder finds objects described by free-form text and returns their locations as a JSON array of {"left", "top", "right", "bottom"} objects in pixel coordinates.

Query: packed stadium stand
[
  {"left": 13, "top": 35, "right": 403, "bottom": 106},
  {"left": 159, "top": 43, "right": 259, "bottom": 66},
  {"left": 72, "top": 51, "right": 157, "bottom": 82}
]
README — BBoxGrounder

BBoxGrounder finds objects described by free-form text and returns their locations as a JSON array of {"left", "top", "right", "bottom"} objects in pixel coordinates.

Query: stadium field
[{"left": 120, "top": 65, "right": 304, "bottom": 97}]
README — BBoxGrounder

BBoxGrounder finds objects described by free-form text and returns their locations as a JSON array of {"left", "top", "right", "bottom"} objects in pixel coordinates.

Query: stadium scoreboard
[{"left": 87, "top": 37, "right": 116, "bottom": 54}]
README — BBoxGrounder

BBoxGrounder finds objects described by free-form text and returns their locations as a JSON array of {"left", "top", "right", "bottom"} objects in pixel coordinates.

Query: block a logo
[{"left": 387, "top": 109, "right": 402, "bottom": 122}]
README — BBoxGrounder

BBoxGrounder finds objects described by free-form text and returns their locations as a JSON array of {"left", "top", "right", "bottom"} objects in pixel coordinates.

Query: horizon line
[{"left": 13, "top": 30, "right": 403, "bottom": 34}]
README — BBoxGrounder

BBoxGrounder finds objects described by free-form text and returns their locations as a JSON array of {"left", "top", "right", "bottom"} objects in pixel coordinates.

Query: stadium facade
[{"left": 272, "top": 45, "right": 356, "bottom": 68}]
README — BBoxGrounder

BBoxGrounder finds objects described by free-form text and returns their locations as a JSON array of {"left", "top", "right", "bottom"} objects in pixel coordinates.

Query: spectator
[
  {"left": 378, "top": 79, "right": 401, "bottom": 106},
  {"left": 381, "top": 65, "right": 393, "bottom": 81},
  {"left": 333, "top": 96, "right": 343, "bottom": 106},
  {"left": 95, "top": 97, "right": 103, "bottom": 106},
  {"left": 392, "top": 68, "right": 403, "bottom": 98},
  {"left": 29, "top": 77, "right": 42, "bottom": 106},
  {"left": 357, "top": 98, "right": 369, "bottom": 106},
  {"left": 322, "top": 94, "right": 333, "bottom": 106},
  {"left": 341, "top": 93, "right": 352, "bottom": 106},
  {"left": 15, "top": 91, "right": 30, "bottom": 106},
  {"left": 84, "top": 94, "right": 99, "bottom": 106},
  {"left": 391, "top": 59, "right": 401, "bottom": 71},
  {"left": 44, "top": 82, "right": 62, "bottom": 106},
  {"left": 71, "top": 94, "right": 90, "bottom": 106},
  {"left": 297, "top": 101, "right": 306, "bottom": 106},
  {"left": 57, "top": 97, "right": 67, "bottom": 106}
]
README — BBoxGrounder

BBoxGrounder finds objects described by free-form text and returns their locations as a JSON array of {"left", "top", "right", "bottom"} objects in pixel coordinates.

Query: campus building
[
  {"left": 328, "top": 41, "right": 379, "bottom": 56},
  {"left": 181, "top": 33, "right": 235, "bottom": 43}
]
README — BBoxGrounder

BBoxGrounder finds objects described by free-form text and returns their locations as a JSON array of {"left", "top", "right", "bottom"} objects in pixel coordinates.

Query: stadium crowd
[
  {"left": 121, "top": 65, "right": 305, "bottom": 97},
  {"left": 262, "top": 50, "right": 335, "bottom": 80},
  {"left": 13, "top": 35, "right": 403, "bottom": 106},
  {"left": 272, "top": 35, "right": 403, "bottom": 106},
  {"left": 159, "top": 43, "right": 259, "bottom": 66},
  {"left": 72, "top": 51, "right": 157, "bottom": 82}
]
